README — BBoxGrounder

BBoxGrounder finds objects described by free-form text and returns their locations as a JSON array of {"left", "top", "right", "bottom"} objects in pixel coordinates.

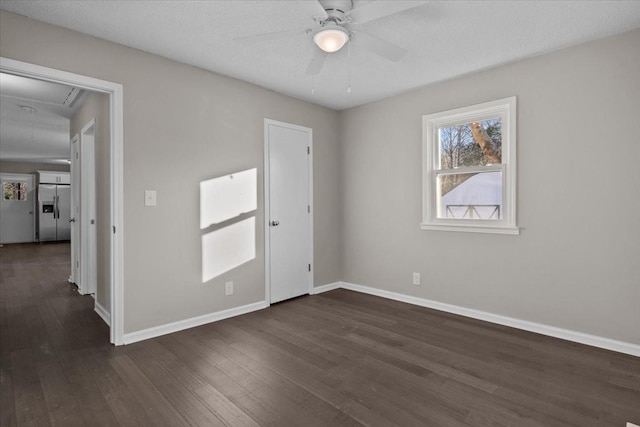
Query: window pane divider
[{"left": 435, "top": 164, "right": 503, "bottom": 176}]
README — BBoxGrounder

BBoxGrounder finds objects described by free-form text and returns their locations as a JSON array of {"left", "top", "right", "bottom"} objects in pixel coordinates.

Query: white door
[
  {"left": 80, "top": 120, "right": 97, "bottom": 295},
  {"left": 264, "top": 119, "right": 313, "bottom": 304},
  {"left": 70, "top": 134, "right": 80, "bottom": 283},
  {"left": 0, "top": 173, "right": 35, "bottom": 244}
]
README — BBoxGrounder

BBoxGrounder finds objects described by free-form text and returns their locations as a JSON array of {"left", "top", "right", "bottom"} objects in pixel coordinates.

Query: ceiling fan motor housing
[{"left": 318, "top": 0, "right": 353, "bottom": 23}]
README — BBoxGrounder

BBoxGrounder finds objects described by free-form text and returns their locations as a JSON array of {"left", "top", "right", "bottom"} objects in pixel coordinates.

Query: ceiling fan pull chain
[{"left": 347, "top": 39, "right": 352, "bottom": 93}]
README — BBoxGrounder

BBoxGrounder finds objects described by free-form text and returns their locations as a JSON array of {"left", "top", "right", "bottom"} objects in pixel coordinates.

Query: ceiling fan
[{"left": 235, "top": 0, "right": 428, "bottom": 76}]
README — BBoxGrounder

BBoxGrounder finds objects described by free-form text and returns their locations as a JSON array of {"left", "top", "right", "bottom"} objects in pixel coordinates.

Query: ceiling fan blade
[
  {"left": 353, "top": 31, "right": 407, "bottom": 61},
  {"left": 235, "top": 28, "right": 307, "bottom": 44},
  {"left": 302, "top": 0, "right": 329, "bottom": 20},
  {"left": 348, "top": 1, "right": 428, "bottom": 25},
  {"left": 306, "top": 49, "right": 328, "bottom": 75}
]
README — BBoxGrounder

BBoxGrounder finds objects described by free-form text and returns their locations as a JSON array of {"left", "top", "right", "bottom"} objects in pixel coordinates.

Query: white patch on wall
[
  {"left": 200, "top": 168, "right": 257, "bottom": 228},
  {"left": 202, "top": 216, "right": 255, "bottom": 283},
  {"left": 199, "top": 168, "right": 257, "bottom": 282}
]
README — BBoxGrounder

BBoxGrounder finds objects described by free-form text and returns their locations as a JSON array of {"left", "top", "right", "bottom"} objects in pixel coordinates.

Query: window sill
[{"left": 420, "top": 223, "right": 520, "bottom": 235}]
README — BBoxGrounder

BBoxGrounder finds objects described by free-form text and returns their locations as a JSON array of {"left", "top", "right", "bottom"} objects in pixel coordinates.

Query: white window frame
[{"left": 421, "top": 96, "right": 518, "bottom": 235}]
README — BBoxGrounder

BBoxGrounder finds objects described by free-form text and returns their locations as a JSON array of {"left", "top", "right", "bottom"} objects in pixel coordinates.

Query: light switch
[{"left": 144, "top": 190, "right": 157, "bottom": 207}]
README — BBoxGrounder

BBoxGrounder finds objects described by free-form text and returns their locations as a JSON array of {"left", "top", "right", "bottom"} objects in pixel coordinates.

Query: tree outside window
[{"left": 3, "top": 182, "right": 28, "bottom": 201}]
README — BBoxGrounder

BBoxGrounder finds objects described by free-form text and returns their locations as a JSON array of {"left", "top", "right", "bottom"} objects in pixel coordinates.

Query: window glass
[
  {"left": 438, "top": 171, "right": 502, "bottom": 219},
  {"left": 439, "top": 119, "right": 502, "bottom": 169},
  {"left": 3, "top": 182, "right": 28, "bottom": 201}
]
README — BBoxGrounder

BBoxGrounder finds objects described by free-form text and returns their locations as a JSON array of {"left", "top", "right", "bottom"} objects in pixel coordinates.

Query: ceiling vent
[
  {"left": 62, "top": 87, "right": 82, "bottom": 107},
  {"left": 18, "top": 105, "right": 37, "bottom": 114}
]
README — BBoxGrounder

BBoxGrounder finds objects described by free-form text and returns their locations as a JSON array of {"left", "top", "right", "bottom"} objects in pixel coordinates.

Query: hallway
[{"left": 0, "top": 243, "right": 112, "bottom": 425}]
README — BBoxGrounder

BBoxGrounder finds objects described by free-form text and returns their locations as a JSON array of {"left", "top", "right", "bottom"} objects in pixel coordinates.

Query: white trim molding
[
  {"left": 95, "top": 302, "right": 111, "bottom": 327},
  {"left": 321, "top": 282, "right": 640, "bottom": 357},
  {"left": 310, "top": 282, "right": 342, "bottom": 295},
  {"left": 123, "top": 300, "right": 268, "bottom": 345}
]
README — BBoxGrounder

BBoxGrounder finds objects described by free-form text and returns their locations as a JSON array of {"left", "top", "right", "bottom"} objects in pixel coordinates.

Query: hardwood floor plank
[
  {"left": 196, "top": 335, "right": 363, "bottom": 427},
  {"left": 10, "top": 349, "right": 51, "bottom": 427},
  {"left": 2, "top": 244, "right": 639, "bottom": 426},
  {"left": 217, "top": 317, "right": 456, "bottom": 426},
  {"left": 22, "top": 305, "right": 56, "bottom": 365},
  {"left": 124, "top": 344, "right": 227, "bottom": 427},
  {"left": 171, "top": 331, "right": 337, "bottom": 427},
  {"left": 0, "top": 363, "right": 17, "bottom": 427},
  {"left": 1, "top": 299, "right": 30, "bottom": 355},
  {"left": 108, "top": 354, "right": 189, "bottom": 426},
  {"left": 218, "top": 336, "right": 388, "bottom": 426},
  {"left": 57, "top": 350, "right": 122, "bottom": 427},
  {"left": 287, "top": 298, "right": 500, "bottom": 393},
  {"left": 141, "top": 340, "right": 209, "bottom": 391},
  {"left": 82, "top": 348, "right": 156, "bottom": 427},
  {"left": 193, "top": 383, "right": 261, "bottom": 427},
  {"left": 37, "top": 359, "right": 85, "bottom": 427},
  {"left": 156, "top": 334, "right": 285, "bottom": 425}
]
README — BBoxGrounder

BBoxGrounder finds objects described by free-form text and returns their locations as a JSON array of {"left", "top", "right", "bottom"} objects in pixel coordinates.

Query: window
[
  {"left": 422, "top": 97, "right": 518, "bottom": 234},
  {"left": 3, "top": 181, "right": 28, "bottom": 201}
]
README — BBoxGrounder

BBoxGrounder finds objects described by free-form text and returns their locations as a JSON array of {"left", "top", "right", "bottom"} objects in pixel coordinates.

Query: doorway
[
  {"left": 264, "top": 119, "right": 313, "bottom": 304},
  {"left": 0, "top": 56, "right": 124, "bottom": 345}
]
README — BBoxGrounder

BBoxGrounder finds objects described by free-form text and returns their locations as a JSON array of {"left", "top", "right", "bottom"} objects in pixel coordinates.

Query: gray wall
[
  {"left": 0, "top": 160, "right": 69, "bottom": 174},
  {"left": 339, "top": 28, "right": 640, "bottom": 345},
  {"left": 70, "top": 92, "right": 111, "bottom": 313},
  {"left": 0, "top": 10, "right": 342, "bottom": 333}
]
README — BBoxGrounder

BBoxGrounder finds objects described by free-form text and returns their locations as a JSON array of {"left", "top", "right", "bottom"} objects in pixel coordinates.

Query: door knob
[
  {"left": 69, "top": 218, "right": 76, "bottom": 223},
  {"left": 270, "top": 220, "right": 280, "bottom": 226}
]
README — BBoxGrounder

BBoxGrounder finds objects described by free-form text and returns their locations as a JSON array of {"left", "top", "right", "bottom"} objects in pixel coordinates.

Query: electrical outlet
[
  {"left": 412, "top": 272, "right": 421, "bottom": 286},
  {"left": 225, "top": 281, "right": 234, "bottom": 296}
]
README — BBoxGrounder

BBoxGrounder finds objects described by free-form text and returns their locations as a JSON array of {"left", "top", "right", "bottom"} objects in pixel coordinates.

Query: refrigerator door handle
[{"left": 55, "top": 195, "right": 59, "bottom": 219}]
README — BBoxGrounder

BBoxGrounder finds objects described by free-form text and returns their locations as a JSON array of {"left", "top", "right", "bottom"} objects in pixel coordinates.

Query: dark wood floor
[{"left": 1, "top": 243, "right": 639, "bottom": 426}]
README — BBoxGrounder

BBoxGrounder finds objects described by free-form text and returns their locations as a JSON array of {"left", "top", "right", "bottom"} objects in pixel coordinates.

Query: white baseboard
[
  {"left": 118, "top": 282, "right": 639, "bottom": 356},
  {"left": 94, "top": 301, "right": 111, "bottom": 327},
  {"left": 123, "top": 300, "right": 268, "bottom": 345},
  {"left": 328, "top": 281, "right": 640, "bottom": 357},
  {"left": 311, "top": 282, "right": 342, "bottom": 294}
]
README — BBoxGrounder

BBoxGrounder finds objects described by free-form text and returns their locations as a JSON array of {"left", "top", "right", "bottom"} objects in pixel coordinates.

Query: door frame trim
[
  {"left": 69, "top": 134, "right": 80, "bottom": 285},
  {"left": 263, "top": 118, "right": 314, "bottom": 305},
  {"left": 0, "top": 56, "right": 125, "bottom": 345},
  {"left": 79, "top": 119, "right": 97, "bottom": 296}
]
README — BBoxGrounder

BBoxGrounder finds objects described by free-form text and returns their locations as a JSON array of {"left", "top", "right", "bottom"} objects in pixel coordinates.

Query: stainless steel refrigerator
[{"left": 38, "top": 183, "right": 71, "bottom": 241}]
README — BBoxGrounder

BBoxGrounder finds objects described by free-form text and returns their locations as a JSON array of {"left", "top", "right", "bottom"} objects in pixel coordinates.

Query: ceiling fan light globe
[{"left": 313, "top": 28, "right": 348, "bottom": 53}]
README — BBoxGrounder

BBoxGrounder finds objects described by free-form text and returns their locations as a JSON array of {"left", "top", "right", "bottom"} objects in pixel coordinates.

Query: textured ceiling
[
  {"left": 0, "top": 73, "right": 80, "bottom": 162},
  {"left": 1, "top": 1, "right": 640, "bottom": 110}
]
